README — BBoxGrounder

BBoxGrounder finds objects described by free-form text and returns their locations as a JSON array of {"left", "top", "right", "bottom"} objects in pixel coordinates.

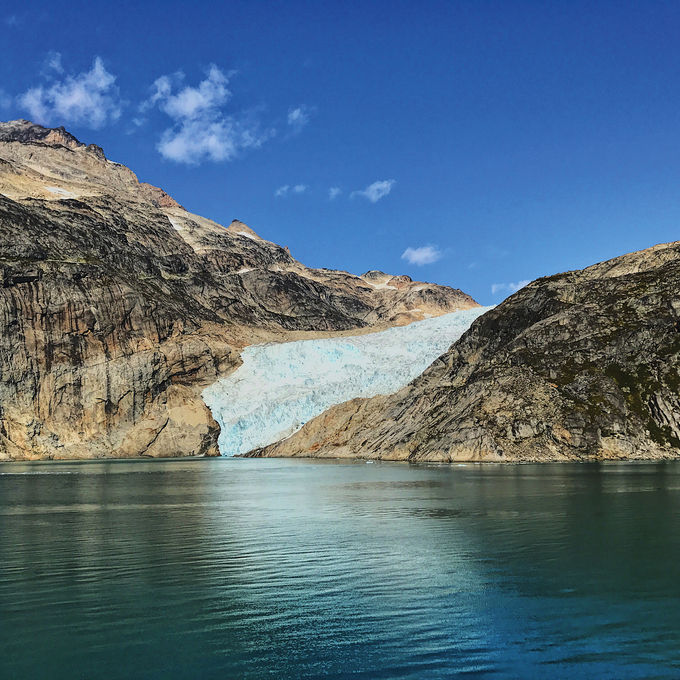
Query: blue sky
[{"left": 1, "top": 0, "right": 680, "bottom": 305}]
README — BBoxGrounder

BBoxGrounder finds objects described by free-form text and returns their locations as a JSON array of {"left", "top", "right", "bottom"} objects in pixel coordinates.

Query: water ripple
[{"left": 2, "top": 458, "right": 680, "bottom": 679}]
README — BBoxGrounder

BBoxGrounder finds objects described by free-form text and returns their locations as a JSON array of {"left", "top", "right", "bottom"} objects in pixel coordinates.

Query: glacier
[{"left": 203, "top": 307, "right": 491, "bottom": 456}]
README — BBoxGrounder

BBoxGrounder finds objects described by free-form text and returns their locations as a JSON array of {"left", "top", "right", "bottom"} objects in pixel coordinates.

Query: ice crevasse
[{"left": 203, "top": 307, "right": 492, "bottom": 456}]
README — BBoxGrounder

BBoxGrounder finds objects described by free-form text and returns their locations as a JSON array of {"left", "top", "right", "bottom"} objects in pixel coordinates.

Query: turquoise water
[{"left": 1, "top": 458, "right": 680, "bottom": 679}]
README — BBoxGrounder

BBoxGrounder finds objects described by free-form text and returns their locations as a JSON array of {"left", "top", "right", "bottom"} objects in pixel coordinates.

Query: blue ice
[{"left": 202, "top": 307, "right": 491, "bottom": 456}]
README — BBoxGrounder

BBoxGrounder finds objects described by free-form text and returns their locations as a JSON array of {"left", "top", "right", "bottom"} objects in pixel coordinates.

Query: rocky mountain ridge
[
  {"left": 0, "top": 119, "right": 478, "bottom": 460},
  {"left": 251, "top": 241, "right": 680, "bottom": 462}
]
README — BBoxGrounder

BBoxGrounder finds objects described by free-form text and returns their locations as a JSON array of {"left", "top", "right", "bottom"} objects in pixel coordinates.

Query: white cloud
[
  {"left": 143, "top": 65, "right": 275, "bottom": 164},
  {"left": 491, "top": 280, "right": 530, "bottom": 296},
  {"left": 157, "top": 116, "right": 271, "bottom": 164},
  {"left": 329, "top": 187, "right": 341, "bottom": 199},
  {"left": 18, "top": 57, "right": 122, "bottom": 129},
  {"left": 287, "top": 105, "right": 312, "bottom": 133},
  {"left": 275, "top": 185, "right": 289, "bottom": 197},
  {"left": 164, "top": 66, "right": 230, "bottom": 119},
  {"left": 292, "top": 184, "right": 307, "bottom": 193},
  {"left": 401, "top": 245, "right": 443, "bottom": 266},
  {"left": 351, "top": 179, "right": 395, "bottom": 203}
]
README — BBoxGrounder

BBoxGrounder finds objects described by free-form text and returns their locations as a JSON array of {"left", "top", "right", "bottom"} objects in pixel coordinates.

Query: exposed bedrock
[
  {"left": 0, "top": 119, "right": 478, "bottom": 460},
  {"left": 251, "top": 241, "right": 680, "bottom": 462}
]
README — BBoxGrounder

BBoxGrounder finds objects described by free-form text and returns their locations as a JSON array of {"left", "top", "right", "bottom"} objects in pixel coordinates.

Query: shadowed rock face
[
  {"left": 0, "top": 120, "right": 478, "bottom": 460},
  {"left": 250, "top": 242, "right": 680, "bottom": 462}
]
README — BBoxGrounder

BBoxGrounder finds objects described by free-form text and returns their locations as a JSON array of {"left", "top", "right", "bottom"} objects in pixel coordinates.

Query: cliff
[
  {"left": 251, "top": 241, "right": 680, "bottom": 462},
  {"left": 0, "top": 119, "right": 478, "bottom": 460}
]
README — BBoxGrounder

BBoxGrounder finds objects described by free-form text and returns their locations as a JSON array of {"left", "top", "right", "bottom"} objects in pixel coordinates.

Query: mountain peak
[
  {"left": 0, "top": 119, "right": 106, "bottom": 159},
  {"left": 226, "top": 220, "right": 263, "bottom": 241},
  {"left": 0, "top": 119, "right": 83, "bottom": 147}
]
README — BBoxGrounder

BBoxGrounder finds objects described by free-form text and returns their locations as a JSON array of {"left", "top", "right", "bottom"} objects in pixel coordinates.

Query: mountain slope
[
  {"left": 251, "top": 241, "right": 680, "bottom": 462},
  {"left": 0, "top": 119, "right": 478, "bottom": 460}
]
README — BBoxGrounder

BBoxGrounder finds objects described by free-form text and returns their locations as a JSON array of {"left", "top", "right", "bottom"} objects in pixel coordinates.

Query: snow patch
[
  {"left": 44, "top": 186, "right": 77, "bottom": 198},
  {"left": 203, "top": 307, "right": 491, "bottom": 456},
  {"left": 168, "top": 216, "right": 183, "bottom": 231},
  {"left": 237, "top": 268, "right": 253, "bottom": 274},
  {"left": 364, "top": 280, "right": 398, "bottom": 290},
  {"left": 237, "top": 231, "right": 258, "bottom": 240}
]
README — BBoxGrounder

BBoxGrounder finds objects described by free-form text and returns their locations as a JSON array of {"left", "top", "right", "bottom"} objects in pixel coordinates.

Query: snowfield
[{"left": 203, "top": 307, "right": 491, "bottom": 456}]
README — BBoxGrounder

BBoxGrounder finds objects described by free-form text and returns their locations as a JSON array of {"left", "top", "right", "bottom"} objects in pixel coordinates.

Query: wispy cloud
[
  {"left": 491, "top": 280, "right": 530, "bottom": 296},
  {"left": 276, "top": 184, "right": 307, "bottom": 196},
  {"left": 43, "top": 51, "right": 64, "bottom": 75},
  {"left": 141, "top": 65, "right": 275, "bottom": 164},
  {"left": 139, "top": 73, "right": 176, "bottom": 114},
  {"left": 18, "top": 57, "right": 123, "bottom": 129},
  {"left": 329, "top": 187, "right": 341, "bottom": 200},
  {"left": 287, "top": 104, "right": 314, "bottom": 134},
  {"left": 350, "top": 179, "right": 395, "bottom": 203},
  {"left": 401, "top": 245, "right": 443, "bottom": 266},
  {"left": 0, "top": 90, "right": 12, "bottom": 110}
]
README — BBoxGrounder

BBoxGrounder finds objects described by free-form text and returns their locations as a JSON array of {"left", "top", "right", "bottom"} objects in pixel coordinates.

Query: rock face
[
  {"left": 0, "top": 119, "right": 478, "bottom": 460},
  {"left": 251, "top": 242, "right": 680, "bottom": 462}
]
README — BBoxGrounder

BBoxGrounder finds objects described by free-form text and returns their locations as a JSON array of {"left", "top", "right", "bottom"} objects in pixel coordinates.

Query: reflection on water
[{"left": 2, "top": 458, "right": 680, "bottom": 679}]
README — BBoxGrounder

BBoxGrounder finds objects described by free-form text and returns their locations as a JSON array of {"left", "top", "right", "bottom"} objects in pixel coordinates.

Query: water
[
  {"left": 2, "top": 458, "right": 680, "bottom": 679},
  {"left": 203, "top": 307, "right": 491, "bottom": 456}
]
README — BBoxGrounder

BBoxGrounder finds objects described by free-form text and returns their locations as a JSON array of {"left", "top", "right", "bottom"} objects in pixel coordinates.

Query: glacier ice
[{"left": 203, "top": 307, "right": 492, "bottom": 456}]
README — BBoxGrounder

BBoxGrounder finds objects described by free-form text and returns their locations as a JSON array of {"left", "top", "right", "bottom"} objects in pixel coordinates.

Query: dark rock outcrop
[
  {"left": 251, "top": 241, "right": 680, "bottom": 462},
  {"left": 0, "top": 119, "right": 85, "bottom": 149}
]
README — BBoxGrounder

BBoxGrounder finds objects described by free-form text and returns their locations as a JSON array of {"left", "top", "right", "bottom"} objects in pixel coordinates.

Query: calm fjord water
[{"left": 1, "top": 459, "right": 680, "bottom": 679}]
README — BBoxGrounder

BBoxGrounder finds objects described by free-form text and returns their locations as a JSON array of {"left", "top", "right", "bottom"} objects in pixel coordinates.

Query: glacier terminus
[{"left": 202, "top": 307, "right": 491, "bottom": 456}]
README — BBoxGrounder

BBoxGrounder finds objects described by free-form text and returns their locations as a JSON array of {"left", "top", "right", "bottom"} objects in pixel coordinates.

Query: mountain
[
  {"left": 0, "top": 119, "right": 478, "bottom": 460},
  {"left": 251, "top": 241, "right": 680, "bottom": 462}
]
